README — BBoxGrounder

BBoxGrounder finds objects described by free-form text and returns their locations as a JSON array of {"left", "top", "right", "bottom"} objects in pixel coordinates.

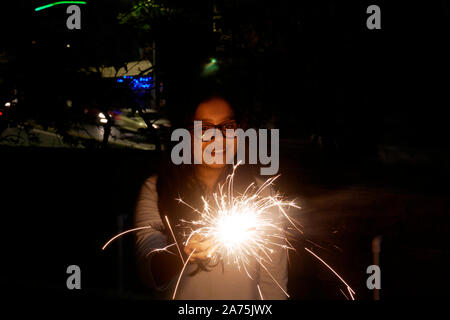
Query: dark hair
[
  {"left": 169, "top": 78, "right": 249, "bottom": 131},
  {"left": 156, "top": 82, "right": 258, "bottom": 272}
]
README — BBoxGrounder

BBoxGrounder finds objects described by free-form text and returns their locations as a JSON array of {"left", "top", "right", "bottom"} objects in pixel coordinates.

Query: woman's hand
[{"left": 183, "top": 233, "right": 217, "bottom": 262}]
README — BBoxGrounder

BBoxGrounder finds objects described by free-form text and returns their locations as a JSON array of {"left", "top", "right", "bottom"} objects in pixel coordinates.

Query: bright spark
[
  {"left": 305, "top": 247, "right": 355, "bottom": 300},
  {"left": 177, "top": 163, "right": 301, "bottom": 285},
  {"left": 173, "top": 249, "right": 196, "bottom": 300},
  {"left": 257, "top": 284, "right": 264, "bottom": 300}
]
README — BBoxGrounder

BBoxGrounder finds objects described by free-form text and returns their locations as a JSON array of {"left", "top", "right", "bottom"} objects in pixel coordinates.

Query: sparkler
[
  {"left": 103, "top": 163, "right": 356, "bottom": 300},
  {"left": 176, "top": 164, "right": 301, "bottom": 286}
]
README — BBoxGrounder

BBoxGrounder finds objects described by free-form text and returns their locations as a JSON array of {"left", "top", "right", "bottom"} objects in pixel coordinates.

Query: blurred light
[
  {"left": 34, "top": 1, "right": 87, "bottom": 12},
  {"left": 130, "top": 76, "right": 153, "bottom": 90},
  {"left": 203, "top": 61, "right": 219, "bottom": 75},
  {"left": 66, "top": 44, "right": 71, "bottom": 48},
  {"left": 116, "top": 76, "right": 153, "bottom": 90},
  {"left": 0, "top": 111, "right": 3, "bottom": 116},
  {"left": 98, "top": 112, "right": 106, "bottom": 119},
  {"left": 152, "top": 123, "right": 159, "bottom": 129},
  {"left": 5, "top": 102, "right": 11, "bottom": 107},
  {"left": 100, "top": 119, "right": 108, "bottom": 124}
]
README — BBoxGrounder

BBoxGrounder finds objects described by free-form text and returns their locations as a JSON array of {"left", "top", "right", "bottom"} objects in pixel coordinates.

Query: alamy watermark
[
  {"left": 366, "top": 265, "right": 381, "bottom": 290},
  {"left": 66, "top": 5, "right": 81, "bottom": 30},
  {"left": 171, "top": 121, "right": 279, "bottom": 175},
  {"left": 66, "top": 265, "right": 81, "bottom": 290},
  {"left": 366, "top": 5, "right": 381, "bottom": 30}
]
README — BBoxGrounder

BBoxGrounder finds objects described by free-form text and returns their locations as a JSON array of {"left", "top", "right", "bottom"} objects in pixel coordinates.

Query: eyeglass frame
[{"left": 189, "top": 120, "right": 239, "bottom": 140}]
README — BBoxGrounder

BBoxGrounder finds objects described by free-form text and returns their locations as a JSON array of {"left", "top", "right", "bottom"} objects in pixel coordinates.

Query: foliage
[{"left": 117, "top": 0, "right": 179, "bottom": 33}]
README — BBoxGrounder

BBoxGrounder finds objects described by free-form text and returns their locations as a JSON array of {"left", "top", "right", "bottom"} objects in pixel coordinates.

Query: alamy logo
[
  {"left": 366, "top": 5, "right": 381, "bottom": 30},
  {"left": 66, "top": 265, "right": 81, "bottom": 290},
  {"left": 366, "top": 265, "right": 381, "bottom": 290},
  {"left": 66, "top": 5, "right": 81, "bottom": 30},
  {"left": 171, "top": 121, "right": 279, "bottom": 175}
]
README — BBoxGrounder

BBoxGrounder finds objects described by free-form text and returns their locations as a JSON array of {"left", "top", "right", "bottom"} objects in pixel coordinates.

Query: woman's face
[{"left": 192, "top": 97, "right": 238, "bottom": 169}]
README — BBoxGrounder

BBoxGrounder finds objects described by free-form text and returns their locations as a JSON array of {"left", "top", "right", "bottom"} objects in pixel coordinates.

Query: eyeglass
[{"left": 190, "top": 120, "right": 238, "bottom": 139}]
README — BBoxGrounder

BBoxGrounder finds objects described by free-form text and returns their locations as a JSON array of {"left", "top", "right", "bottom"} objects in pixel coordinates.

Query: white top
[{"left": 134, "top": 175, "right": 288, "bottom": 300}]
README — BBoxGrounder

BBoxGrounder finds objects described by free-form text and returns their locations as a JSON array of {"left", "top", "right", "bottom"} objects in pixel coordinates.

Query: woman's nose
[{"left": 205, "top": 128, "right": 221, "bottom": 141}]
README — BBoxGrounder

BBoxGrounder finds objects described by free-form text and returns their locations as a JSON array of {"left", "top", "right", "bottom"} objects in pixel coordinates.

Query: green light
[
  {"left": 210, "top": 58, "right": 217, "bottom": 64},
  {"left": 35, "top": 1, "right": 87, "bottom": 12}
]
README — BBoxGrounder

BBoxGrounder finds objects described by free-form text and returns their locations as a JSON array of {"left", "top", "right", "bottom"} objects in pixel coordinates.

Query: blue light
[{"left": 116, "top": 75, "right": 153, "bottom": 90}]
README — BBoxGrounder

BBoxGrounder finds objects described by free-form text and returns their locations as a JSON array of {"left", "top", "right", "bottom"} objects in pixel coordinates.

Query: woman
[{"left": 134, "top": 85, "right": 288, "bottom": 299}]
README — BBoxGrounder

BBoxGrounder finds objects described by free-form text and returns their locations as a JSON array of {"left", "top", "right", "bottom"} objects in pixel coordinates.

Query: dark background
[{"left": 0, "top": 0, "right": 449, "bottom": 301}]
